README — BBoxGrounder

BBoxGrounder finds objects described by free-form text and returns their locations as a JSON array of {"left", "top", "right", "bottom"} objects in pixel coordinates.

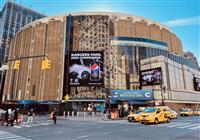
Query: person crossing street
[{"left": 52, "top": 108, "right": 58, "bottom": 125}]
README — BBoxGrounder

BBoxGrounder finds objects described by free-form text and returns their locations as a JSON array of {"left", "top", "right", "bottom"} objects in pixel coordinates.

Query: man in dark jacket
[
  {"left": 52, "top": 108, "right": 58, "bottom": 124},
  {"left": 14, "top": 108, "right": 19, "bottom": 124}
]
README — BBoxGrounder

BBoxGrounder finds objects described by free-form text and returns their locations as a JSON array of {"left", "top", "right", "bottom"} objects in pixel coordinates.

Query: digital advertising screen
[
  {"left": 194, "top": 77, "right": 200, "bottom": 91},
  {"left": 140, "top": 67, "right": 162, "bottom": 86},
  {"left": 69, "top": 51, "right": 104, "bottom": 86}
]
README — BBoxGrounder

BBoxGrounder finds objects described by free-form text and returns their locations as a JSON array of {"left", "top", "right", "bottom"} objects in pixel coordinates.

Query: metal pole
[{"left": 160, "top": 84, "right": 164, "bottom": 106}]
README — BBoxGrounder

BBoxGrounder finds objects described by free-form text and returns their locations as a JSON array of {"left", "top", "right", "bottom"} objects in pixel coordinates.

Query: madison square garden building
[{"left": 3, "top": 12, "right": 200, "bottom": 112}]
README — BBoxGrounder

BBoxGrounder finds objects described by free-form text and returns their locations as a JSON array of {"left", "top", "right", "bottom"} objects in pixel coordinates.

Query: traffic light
[
  {"left": 42, "top": 58, "right": 51, "bottom": 70},
  {"left": 13, "top": 60, "right": 20, "bottom": 70}
]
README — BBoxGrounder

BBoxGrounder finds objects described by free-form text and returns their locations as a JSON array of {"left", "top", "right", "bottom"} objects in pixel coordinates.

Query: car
[
  {"left": 169, "top": 110, "right": 178, "bottom": 119},
  {"left": 127, "top": 111, "right": 142, "bottom": 122},
  {"left": 69, "top": 64, "right": 91, "bottom": 80},
  {"left": 180, "top": 108, "right": 193, "bottom": 116},
  {"left": 194, "top": 109, "right": 200, "bottom": 116},
  {"left": 141, "top": 106, "right": 171, "bottom": 124}
]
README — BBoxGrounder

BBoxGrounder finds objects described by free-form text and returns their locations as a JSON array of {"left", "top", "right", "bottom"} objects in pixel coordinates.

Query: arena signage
[
  {"left": 194, "top": 77, "right": 200, "bottom": 91},
  {"left": 69, "top": 51, "right": 104, "bottom": 86},
  {"left": 140, "top": 67, "right": 162, "bottom": 86},
  {"left": 110, "top": 90, "right": 154, "bottom": 101},
  {"left": 111, "top": 36, "right": 168, "bottom": 51}
]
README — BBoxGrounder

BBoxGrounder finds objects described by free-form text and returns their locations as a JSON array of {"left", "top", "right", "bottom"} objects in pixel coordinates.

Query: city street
[{"left": 0, "top": 116, "right": 200, "bottom": 140}]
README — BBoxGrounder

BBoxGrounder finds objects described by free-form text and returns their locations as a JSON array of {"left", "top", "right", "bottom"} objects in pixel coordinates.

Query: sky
[{"left": 1, "top": 0, "right": 199, "bottom": 63}]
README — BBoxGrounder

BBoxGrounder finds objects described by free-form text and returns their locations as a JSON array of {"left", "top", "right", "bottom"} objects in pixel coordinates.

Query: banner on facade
[
  {"left": 140, "top": 67, "right": 162, "bottom": 86},
  {"left": 69, "top": 51, "right": 104, "bottom": 86},
  {"left": 194, "top": 77, "right": 200, "bottom": 91}
]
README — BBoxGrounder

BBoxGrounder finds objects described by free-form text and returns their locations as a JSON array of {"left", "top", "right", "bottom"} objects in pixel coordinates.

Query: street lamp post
[{"left": 160, "top": 84, "right": 164, "bottom": 106}]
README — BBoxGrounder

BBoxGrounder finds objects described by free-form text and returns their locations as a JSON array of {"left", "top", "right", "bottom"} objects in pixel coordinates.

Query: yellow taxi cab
[
  {"left": 180, "top": 108, "right": 193, "bottom": 116},
  {"left": 169, "top": 110, "right": 178, "bottom": 119},
  {"left": 127, "top": 111, "right": 142, "bottom": 122},
  {"left": 194, "top": 109, "right": 200, "bottom": 116},
  {"left": 141, "top": 106, "right": 171, "bottom": 124}
]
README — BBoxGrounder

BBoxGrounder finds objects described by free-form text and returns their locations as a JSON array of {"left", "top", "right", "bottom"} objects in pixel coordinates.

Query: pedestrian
[
  {"left": 27, "top": 109, "right": 34, "bottom": 125},
  {"left": 14, "top": 108, "right": 19, "bottom": 125},
  {"left": 73, "top": 106, "right": 77, "bottom": 116},
  {"left": 102, "top": 109, "right": 107, "bottom": 121},
  {"left": 9, "top": 109, "right": 15, "bottom": 126},
  {"left": 1, "top": 110, "right": 9, "bottom": 126},
  {"left": 93, "top": 105, "right": 97, "bottom": 114},
  {"left": 52, "top": 108, "right": 58, "bottom": 124}
]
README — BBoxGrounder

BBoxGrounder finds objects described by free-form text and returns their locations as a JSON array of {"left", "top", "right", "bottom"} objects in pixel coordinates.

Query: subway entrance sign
[{"left": 110, "top": 90, "right": 154, "bottom": 101}]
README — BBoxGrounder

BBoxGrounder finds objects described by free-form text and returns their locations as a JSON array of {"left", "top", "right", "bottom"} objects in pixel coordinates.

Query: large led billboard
[
  {"left": 194, "top": 77, "right": 200, "bottom": 91},
  {"left": 69, "top": 51, "right": 104, "bottom": 86},
  {"left": 140, "top": 67, "right": 162, "bottom": 86}
]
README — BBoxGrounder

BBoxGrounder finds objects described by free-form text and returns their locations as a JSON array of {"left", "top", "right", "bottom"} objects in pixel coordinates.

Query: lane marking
[
  {"left": 189, "top": 125, "right": 200, "bottom": 130},
  {"left": 103, "top": 131, "right": 112, "bottom": 135},
  {"left": 157, "top": 122, "right": 181, "bottom": 127},
  {"left": 177, "top": 123, "right": 200, "bottom": 128},
  {"left": 166, "top": 123, "right": 191, "bottom": 128},
  {"left": 77, "top": 135, "right": 89, "bottom": 139},
  {"left": 53, "top": 131, "right": 63, "bottom": 134}
]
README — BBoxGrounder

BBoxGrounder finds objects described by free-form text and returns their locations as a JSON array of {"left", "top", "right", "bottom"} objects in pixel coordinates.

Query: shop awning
[{"left": 17, "top": 100, "right": 39, "bottom": 105}]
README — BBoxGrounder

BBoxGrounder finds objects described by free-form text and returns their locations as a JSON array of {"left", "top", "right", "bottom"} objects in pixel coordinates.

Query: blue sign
[{"left": 110, "top": 90, "right": 154, "bottom": 101}]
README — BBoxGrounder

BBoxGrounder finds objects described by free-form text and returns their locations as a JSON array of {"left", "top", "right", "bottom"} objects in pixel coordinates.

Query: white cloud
[{"left": 162, "top": 16, "right": 200, "bottom": 27}]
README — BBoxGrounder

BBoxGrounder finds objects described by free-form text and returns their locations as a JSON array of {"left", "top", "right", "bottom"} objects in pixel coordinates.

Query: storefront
[{"left": 110, "top": 90, "right": 154, "bottom": 117}]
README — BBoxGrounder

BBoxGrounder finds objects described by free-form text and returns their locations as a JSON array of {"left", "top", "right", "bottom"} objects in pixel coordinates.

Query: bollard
[
  {"left": 63, "top": 111, "right": 66, "bottom": 118},
  {"left": 68, "top": 111, "right": 70, "bottom": 117},
  {"left": 72, "top": 111, "right": 74, "bottom": 117},
  {"left": 77, "top": 112, "right": 79, "bottom": 118},
  {"left": 83, "top": 112, "right": 85, "bottom": 118},
  {"left": 92, "top": 112, "right": 95, "bottom": 117}
]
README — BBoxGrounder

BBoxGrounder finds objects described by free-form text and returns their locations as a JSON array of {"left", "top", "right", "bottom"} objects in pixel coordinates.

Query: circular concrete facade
[{"left": 4, "top": 12, "right": 184, "bottom": 101}]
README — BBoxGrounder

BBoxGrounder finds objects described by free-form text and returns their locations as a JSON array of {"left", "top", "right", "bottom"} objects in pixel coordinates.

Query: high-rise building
[
  {"left": 0, "top": 0, "right": 46, "bottom": 64},
  {"left": 0, "top": 0, "right": 45, "bottom": 104}
]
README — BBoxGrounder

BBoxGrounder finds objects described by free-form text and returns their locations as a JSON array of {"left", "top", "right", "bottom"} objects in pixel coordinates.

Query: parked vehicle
[
  {"left": 169, "top": 110, "right": 178, "bottom": 119},
  {"left": 180, "top": 108, "right": 193, "bottom": 116},
  {"left": 194, "top": 109, "right": 200, "bottom": 116},
  {"left": 141, "top": 106, "right": 171, "bottom": 124}
]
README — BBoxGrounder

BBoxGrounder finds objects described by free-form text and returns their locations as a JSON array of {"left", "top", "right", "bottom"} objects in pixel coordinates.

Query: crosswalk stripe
[
  {"left": 157, "top": 122, "right": 181, "bottom": 127},
  {"left": 166, "top": 123, "right": 191, "bottom": 127},
  {"left": 0, "top": 131, "right": 31, "bottom": 140},
  {"left": 188, "top": 125, "right": 200, "bottom": 130},
  {"left": 177, "top": 123, "right": 200, "bottom": 128}
]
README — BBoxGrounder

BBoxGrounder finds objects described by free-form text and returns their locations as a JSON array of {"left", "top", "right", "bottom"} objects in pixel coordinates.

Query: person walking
[
  {"left": 1, "top": 110, "right": 9, "bottom": 126},
  {"left": 9, "top": 109, "right": 15, "bottom": 126},
  {"left": 52, "top": 108, "right": 58, "bottom": 124},
  {"left": 27, "top": 109, "right": 34, "bottom": 125},
  {"left": 14, "top": 108, "right": 19, "bottom": 125}
]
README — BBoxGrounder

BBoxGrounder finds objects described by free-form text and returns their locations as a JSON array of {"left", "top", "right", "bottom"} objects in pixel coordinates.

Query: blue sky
[{"left": 1, "top": 0, "right": 199, "bottom": 63}]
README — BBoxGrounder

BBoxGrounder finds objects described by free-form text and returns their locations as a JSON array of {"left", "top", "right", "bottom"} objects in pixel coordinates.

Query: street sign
[{"left": 65, "top": 95, "right": 70, "bottom": 100}]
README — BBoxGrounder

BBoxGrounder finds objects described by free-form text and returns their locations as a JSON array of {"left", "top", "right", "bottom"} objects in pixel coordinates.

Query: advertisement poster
[
  {"left": 69, "top": 51, "right": 104, "bottom": 86},
  {"left": 140, "top": 67, "right": 162, "bottom": 86},
  {"left": 194, "top": 77, "right": 200, "bottom": 91}
]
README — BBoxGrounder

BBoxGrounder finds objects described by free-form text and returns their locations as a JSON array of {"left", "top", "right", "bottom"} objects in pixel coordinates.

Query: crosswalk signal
[
  {"left": 42, "top": 58, "right": 51, "bottom": 70},
  {"left": 13, "top": 60, "right": 20, "bottom": 70}
]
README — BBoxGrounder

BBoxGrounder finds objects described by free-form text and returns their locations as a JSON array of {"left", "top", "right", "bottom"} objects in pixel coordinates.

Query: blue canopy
[
  {"left": 17, "top": 100, "right": 39, "bottom": 105},
  {"left": 39, "top": 100, "right": 60, "bottom": 104}
]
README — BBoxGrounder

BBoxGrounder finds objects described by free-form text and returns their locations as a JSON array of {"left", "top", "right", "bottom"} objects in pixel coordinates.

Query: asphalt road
[{"left": 1, "top": 116, "right": 200, "bottom": 140}]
